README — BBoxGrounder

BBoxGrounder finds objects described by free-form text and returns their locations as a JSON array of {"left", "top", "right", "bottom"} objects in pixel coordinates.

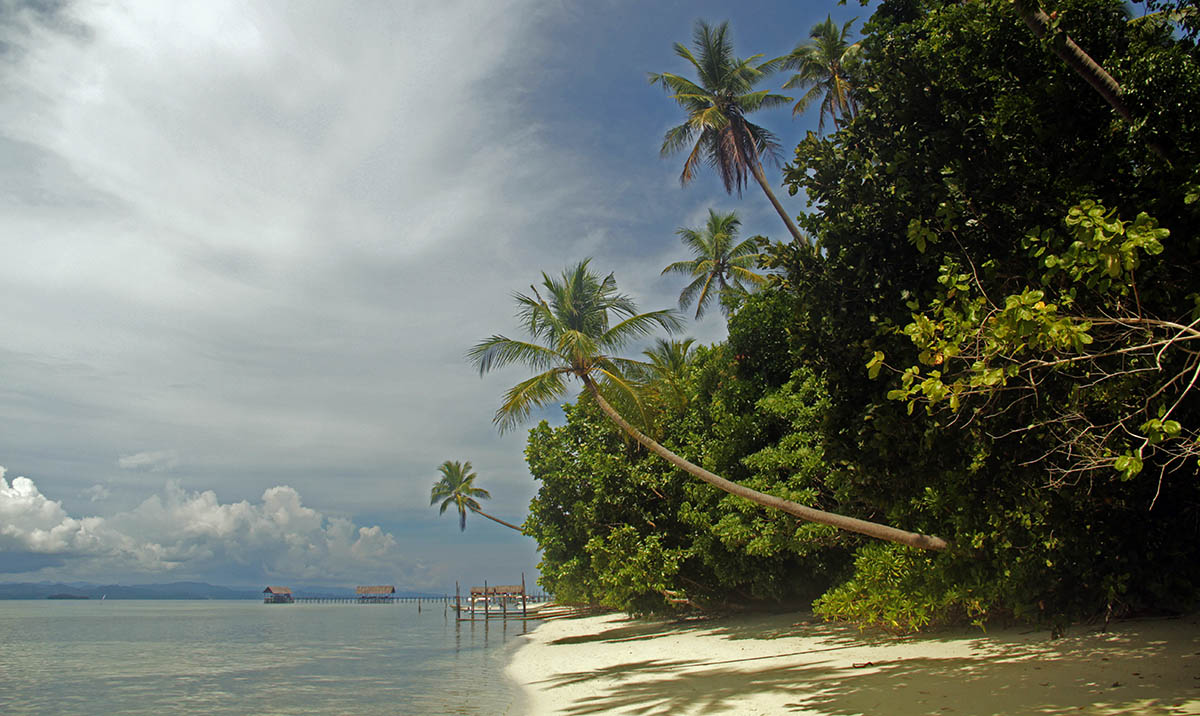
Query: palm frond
[
  {"left": 738, "top": 89, "right": 792, "bottom": 113},
  {"left": 494, "top": 369, "right": 572, "bottom": 433},
  {"left": 790, "top": 83, "right": 826, "bottom": 117},
  {"left": 679, "top": 136, "right": 706, "bottom": 184},
  {"left": 660, "top": 122, "right": 697, "bottom": 157},
  {"left": 662, "top": 259, "right": 700, "bottom": 276},
  {"left": 692, "top": 272, "right": 717, "bottom": 319},
  {"left": 468, "top": 335, "right": 564, "bottom": 376},
  {"left": 599, "top": 309, "right": 683, "bottom": 352},
  {"left": 676, "top": 274, "right": 709, "bottom": 313},
  {"left": 591, "top": 364, "right": 653, "bottom": 432}
]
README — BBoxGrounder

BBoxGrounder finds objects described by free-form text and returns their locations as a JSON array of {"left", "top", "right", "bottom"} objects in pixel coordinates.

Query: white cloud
[
  {"left": 0, "top": 466, "right": 419, "bottom": 584},
  {"left": 0, "top": 0, "right": 816, "bottom": 589},
  {"left": 116, "top": 450, "right": 179, "bottom": 472}
]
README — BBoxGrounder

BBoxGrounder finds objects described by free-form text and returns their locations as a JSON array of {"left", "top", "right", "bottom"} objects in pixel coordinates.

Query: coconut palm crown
[
  {"left": 640, "top": 337, "right": 698, "bottom": 412},
  {"left": 783, "top": 15, "right": 861, "bottom": 132},
  {"left": 650, "top": 20, "right": 808, "bottom": 246},
  {"left": 430, "top": 460, "right": 491, "bottom": 531},
  {"left": 662, "top": 209, "right": 766, "bottom": 319},
  {"left": 468, "top": 260, "right": 683, "bottom": 433}
]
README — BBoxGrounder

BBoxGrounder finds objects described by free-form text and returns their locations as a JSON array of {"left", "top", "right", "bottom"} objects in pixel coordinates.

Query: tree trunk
[
  {"left": 470, "top": 506, "right": 527, "bottom": 534},
  {"left": 1012, "top": 0, "right": 1170, "bottom": 161},
  {"left": 1011, "top": 0, "right": 1132, "bottom": 123},
  {"left": 582, "top": 377, "right": 949, "bottom": 551},
  {"left": 748, "top": 159, "right": 811, "bottom": 248}
]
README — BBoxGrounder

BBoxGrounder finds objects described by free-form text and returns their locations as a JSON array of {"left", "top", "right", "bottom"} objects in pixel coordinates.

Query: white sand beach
[{"left": 507, "top": 609, "right": 1200, "bottom": 715}]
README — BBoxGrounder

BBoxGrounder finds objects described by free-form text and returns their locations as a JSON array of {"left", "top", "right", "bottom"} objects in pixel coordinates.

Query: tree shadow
[
  {"left": 536, "top": 614, "right": 1200, "bottom": 715},
  {"left": 548, "top": 610, "right": 875, "bottom": 648}
]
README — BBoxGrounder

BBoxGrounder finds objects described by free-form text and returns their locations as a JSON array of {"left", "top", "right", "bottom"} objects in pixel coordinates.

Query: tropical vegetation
[{"left": 468, "top": 0, "right": 1200, "bottom": 631}]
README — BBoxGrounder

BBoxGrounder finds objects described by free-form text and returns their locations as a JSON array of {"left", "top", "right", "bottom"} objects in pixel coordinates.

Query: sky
[{"left": 0, "top": 0, "right": 861, "bottom": 591}]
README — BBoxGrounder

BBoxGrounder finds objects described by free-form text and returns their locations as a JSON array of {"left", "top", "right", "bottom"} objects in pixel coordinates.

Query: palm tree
[
  {"left": 640, "top": 338, "right": 697, "bottom": 412},
  {"left": 470, "top": 261, "right": 949, "bottom": 551},
  {"left": 662, "top": 209, "right": 766, "bottom": 319},
  {"left": 650, "top": 20, "right": 809, "bottom": 247},
  {"left": 430, "top": 460, "right": 524, "bottom": 533},
  {"left": 782, "top": 16, "right": 861, "bottom": 132}
]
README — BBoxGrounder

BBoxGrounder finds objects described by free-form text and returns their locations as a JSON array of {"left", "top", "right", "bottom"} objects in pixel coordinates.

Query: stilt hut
[
  {"left": 263, "top": 586, "right": 294, "bottom": 604},
  {"left": 355, "top": 585, "right": 396, "bottom": 603}
]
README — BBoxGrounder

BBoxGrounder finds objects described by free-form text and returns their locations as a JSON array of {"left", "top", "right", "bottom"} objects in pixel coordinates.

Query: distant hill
[
  {"left": 0, "top": 581, "right": 451, "bottom": 600},
  {"left": 0, "top": 582, "right": 259, "bottom": 600}
]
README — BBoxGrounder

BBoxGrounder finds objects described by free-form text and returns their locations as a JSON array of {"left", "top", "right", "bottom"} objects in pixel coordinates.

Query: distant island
[{"left": 0, "top": 581, "right": 449, "bottom": 600}]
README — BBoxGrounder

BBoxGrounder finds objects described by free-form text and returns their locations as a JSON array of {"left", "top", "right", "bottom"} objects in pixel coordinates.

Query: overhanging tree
[{"left": 469, "top": 260, "right": 948, "bottom": 551}]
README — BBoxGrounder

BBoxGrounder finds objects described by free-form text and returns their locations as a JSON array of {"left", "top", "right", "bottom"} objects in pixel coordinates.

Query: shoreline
[{"left": 505, "top": 608, "right": 1200, "bottom": 715}]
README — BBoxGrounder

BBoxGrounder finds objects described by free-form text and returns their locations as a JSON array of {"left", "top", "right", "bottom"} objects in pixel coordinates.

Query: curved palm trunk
[
  {"left": 1012, "top": 0, "right": 1170, "bottom": 161},
  {"left": 470, "top": 506, "right": 526, "bottom": 534},
  {"left": 1011, "top": 0, "right": 1132, "bottom": 122},
  {"left": 583, "top": 377, "right": 949, "bottom": 551},
  {"left": 748, "top": 159, "right": 810, "bottom": 248}
]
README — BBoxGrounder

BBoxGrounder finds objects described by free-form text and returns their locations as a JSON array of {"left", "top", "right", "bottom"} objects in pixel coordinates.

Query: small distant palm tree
[
  {"left": 471, "top": 261, "right": 949, "bottom": 551},
  {"left": 662, "top": 209, "right": 766, "bottom": 319},
  {"left": 650, "top": 20, "right": 809, "bottom": 247},
  {"left": 640, "top": 338, "right": 697, "bottom": 412},
  {"left": 430, "top": 460, "right": 524, "bottom": 533},
  {"left": 783, "top": 15, "right": 861, "bottom": 132}
]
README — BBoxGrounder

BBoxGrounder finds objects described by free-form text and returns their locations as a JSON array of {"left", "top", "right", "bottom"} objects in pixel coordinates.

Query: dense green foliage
[
  {"left": 525, "top": 342, "right": 851, "bottom": 613},
  {"left": 519, "top": 0, "right": 1200, "bottom": 630}
]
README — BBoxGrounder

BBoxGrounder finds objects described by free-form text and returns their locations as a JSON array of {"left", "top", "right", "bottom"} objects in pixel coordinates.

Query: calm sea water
[{"left": 0, "top": 600, "right": 533, "bottom": 715}]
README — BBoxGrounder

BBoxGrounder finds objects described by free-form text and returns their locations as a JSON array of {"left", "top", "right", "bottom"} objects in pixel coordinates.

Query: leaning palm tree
[
  {"left": 430, "top": 460, "right": 524, "bottom": 533},
  {"left": 782, "top": 15, "right": 861, "bottom": 132},
  {"left": 662, "top": 209, "right": 766, "bottom": 319},
  {"left": 650, "top": 20, "right": 809, "bottom": 247},
  {"left": 470, "top": 261, "right": 948, "bottom": 551}
]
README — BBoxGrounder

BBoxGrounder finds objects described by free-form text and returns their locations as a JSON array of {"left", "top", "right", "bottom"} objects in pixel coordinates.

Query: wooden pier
[
  {"left": 454, "top": 574, "right": 547, "bottom": 621},
  {"left": 261, "top": 576, "right": 550, "bottom": 614}
]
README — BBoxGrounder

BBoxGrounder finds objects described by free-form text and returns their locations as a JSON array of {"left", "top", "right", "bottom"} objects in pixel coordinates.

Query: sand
[{"left": 506, "top": 608, "right": 1200, "bottom": 715}]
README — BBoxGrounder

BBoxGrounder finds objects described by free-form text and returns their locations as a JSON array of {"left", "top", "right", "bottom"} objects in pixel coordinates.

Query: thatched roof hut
[
  {"left": 470, "top": 585, "right": 523, "bottom": 597},
  {"left": 355, "top": 585, "right": 396, "bottom": 595},
  {"left": 356, "top": 585, "right": 395, "bottom": 602},
  {"left": 263, "top": 586, "right": 293, "bottom": 604}
]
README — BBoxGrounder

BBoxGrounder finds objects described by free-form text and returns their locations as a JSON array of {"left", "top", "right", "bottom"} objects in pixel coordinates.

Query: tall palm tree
[
  {"left": 782, "top": 15, "right": 861, "bottom": 132},
  {"left": 650, "top": 20, "right": 809, "bottom": 247},
  {"left": 430, "top": 460, "right": 524, "bottom": 533},
  {"left": 662, "top": 209, "right": 766, "bottom": 319},
  {"left": 470, "top": 261, "right": 948, "bottom": 551}
]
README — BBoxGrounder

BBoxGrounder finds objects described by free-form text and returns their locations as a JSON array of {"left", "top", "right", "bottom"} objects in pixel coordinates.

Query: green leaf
[{"left": 866, "top": 351, "right": 885, "bottom": 379}]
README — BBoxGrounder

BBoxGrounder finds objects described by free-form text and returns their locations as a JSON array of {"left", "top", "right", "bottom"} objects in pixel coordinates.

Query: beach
[{"left": 507, "top": 609, "right": 1200, "bottom": 715}]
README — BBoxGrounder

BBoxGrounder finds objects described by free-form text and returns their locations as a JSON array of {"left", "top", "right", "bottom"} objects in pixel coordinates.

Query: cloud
[
  {"left": 0, "top": 0, "right": 824, "bottom": 590},
  {"left": 116, "top": 450, "right": 179, "bottom": 472},
  {"left": 80, "top": 483, "right": 110, "bottom": 502},
  {"left": 0, "top": 466, "right": 420, "bottom": 585}
]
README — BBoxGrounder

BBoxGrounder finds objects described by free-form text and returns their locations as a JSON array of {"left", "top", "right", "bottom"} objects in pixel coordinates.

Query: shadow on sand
[{"left": 534, "top": 613, "right": 1200, "bottom": 715}]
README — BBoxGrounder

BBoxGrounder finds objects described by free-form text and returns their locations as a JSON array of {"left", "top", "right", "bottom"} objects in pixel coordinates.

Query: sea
[{"left": 0, "top": 599, "right": 533, "bottom": 715}]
